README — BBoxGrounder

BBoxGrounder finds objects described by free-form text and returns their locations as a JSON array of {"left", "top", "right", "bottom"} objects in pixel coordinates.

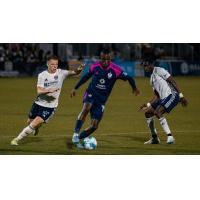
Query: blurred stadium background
[
  {"left": 0, "top": 43, "right": 200, "bottom": 154},
  {"left": 1, "top": 43, "right": 200, "bottom": 77}
]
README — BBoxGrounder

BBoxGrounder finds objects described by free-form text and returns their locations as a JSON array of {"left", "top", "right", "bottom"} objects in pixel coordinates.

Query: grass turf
[{"left": 0, "top": 76, "right": 200, "bottom": 155}]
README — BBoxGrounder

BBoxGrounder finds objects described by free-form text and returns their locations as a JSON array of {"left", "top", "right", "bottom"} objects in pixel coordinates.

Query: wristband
[
  {"left": 146, "top": 102, "right": 151, "bottom": 107},
  {"left": 179, "top": 93, "right": 184, "bottom": 98}
]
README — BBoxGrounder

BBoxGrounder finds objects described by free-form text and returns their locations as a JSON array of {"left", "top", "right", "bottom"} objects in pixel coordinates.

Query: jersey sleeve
[
  {"left": 37, "top": 73, "right": 44, "bottom": 87},
  {"left": 117, "top": 71, "right": 128, "bottom": 80},
  {"left": 89, "top": 64, "right": 96, "bottom": 74},
  {"left": 156, "top": 67, "right": 171, "bottom": 80},
  {"left": 61, "top": 69, "right": 69, "bottom": 78}
]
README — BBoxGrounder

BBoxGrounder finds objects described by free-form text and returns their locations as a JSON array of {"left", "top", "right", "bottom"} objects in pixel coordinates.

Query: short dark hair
[
  {"left": 141, "top": 57, "right": 155, "bottom": 66},
  {"left": 100, "top": 48, "right": 111, "bottom": 55},
  {"left": 47, "top": 55, "right": 59, "bottom": 61}
]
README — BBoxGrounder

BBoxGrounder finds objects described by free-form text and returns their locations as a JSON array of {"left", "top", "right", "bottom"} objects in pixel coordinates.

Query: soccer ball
[{"left": 83, "top": 136, "right": 97, "bottom": 150}]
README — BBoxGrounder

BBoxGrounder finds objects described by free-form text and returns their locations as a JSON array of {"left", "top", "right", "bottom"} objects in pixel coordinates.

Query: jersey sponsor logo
[
  {"left": 99, "top": 79, "right": 105, "bottom": 84},
  {"left": 54, "top": 75, "right": 58, "bottom": 80},
  {"left": 44, "top": 81, "right": 58, "bottom": 87},
  {"left": 108, "top": 72, "right": 113, "bottom": 79},
  {"left": 122, "top": 72, "right": 127, "bottom": 76}
]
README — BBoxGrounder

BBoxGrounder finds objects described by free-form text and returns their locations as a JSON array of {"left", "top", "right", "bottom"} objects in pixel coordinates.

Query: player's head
[
  {"left": 100, "top": 49, "right": 111, "bottom": 68},
  {"left": 141, "top": 58, "right": 155, "bottom": 72},
  {"left": 47, "top": 55, "right": 59, "bottom": 73}
]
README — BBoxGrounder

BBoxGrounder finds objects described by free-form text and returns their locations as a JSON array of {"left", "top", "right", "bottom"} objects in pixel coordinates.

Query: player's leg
[
  {"left": 144, "top": 108, "right": 160, "bottom": 144},
  {"left": 154, "top": 93, "right": 179, "bottom": 144},
  {"left": 72, "top": 102, "right": 92, "bottom": 144},
  {"left": 11, "top": 117, "right": 44, "bottom": 145},
  {"left": 11, "top": 103, "right": 55, "bottom": 145},
  {"left": 27, "top": 118, "right": 41, "bottom": 136},
  {"left": 144, "top": 101, "right": 160, "bottom": 144},
  {"left": 79, "top": 103, "right": 104, "bottom": 140},
  {"left": 154, "top": 105, "right": 174, "bottom": 144},
  {"left": 79, "top": 119, "right": 100, "bottom": 140}
]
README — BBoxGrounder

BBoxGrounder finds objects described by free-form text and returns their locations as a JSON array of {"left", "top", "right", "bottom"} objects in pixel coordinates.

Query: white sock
[
  {"left": 159, "top": 117, "right": 171, "bottom": 135},
  {"left": 16, "top": 125, "right": 35, "bottom": 141},
  {"left": 146, "top": 117, "right": 157, "bottom": 137}
]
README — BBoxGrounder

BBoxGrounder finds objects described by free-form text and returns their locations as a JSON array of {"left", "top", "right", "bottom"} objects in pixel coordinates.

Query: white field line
[{"left": 0, "top": 130, "right": 199, "bottom": 138}]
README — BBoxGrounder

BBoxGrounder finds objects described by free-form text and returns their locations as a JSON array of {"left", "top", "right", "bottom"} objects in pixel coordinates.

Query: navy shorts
[
  {"left": 83, "top": 91, "right": 105, "bottom": 120},
  {"left": 28, "top": 103, "right": 56, "bottom": 123},
  {"left": 151, "top": 93, "right": 180, "bottom": 113}
]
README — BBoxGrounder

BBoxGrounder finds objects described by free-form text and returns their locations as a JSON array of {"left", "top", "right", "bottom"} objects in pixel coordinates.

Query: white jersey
[
  {"left": 35, "top": 69, "right": 69, "bottom": 108},
  {"left": 150, "top": 67, "right": 175, "bottom": 99}
]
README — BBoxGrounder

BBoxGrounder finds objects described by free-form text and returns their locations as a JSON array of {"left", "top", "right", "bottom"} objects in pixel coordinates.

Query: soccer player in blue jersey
[{"left": 70, "top": 50, "right": 140, "bottom": 148}]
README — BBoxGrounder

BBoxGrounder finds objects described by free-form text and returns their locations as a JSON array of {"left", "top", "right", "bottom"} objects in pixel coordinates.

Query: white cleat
[
  {"left": 167, "top": 136, "right": 175, "bottom": 144},
  {"left": 144, "top": 137, "right": 160, "bottom": 144},
  {"left": 11, "top": 138, "right": 19, "bottom": 146},
  {"left": 72, "top": 133, "right": 80, "bottom": 144}
]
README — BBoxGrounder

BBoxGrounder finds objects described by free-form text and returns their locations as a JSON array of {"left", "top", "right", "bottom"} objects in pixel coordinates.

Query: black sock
[{"left": 79, "top": 127, "right": 96, "bottom": 139}]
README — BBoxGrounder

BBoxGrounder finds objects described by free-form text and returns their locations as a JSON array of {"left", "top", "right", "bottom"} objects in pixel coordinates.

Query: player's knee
[
  {"left": 78, "top": 109, "right": 89, "bottom": 120},
  {"left": 145, "top": 112, "right": 153, "bottom": 118},
  {"left": 154, "top": 110, "right": 161, "bottom": 118}
]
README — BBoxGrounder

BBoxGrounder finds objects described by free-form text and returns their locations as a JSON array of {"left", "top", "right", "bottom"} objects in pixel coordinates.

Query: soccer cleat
[
  {"left": 167, "top": 136, "right": 175, "bottom": 144},
  {"left": 72, "top": 133, "right": 80, "bottom": 144},
  {"left": 144, "top": 137, "right": 160, "bottom": 144},
  {"left": 11, "top": 138, "right": 19, "bottom": 146}
]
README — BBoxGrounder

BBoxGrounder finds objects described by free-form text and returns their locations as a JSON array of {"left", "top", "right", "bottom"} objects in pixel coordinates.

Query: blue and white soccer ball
[{"left": 83, "top": 136, "right": 97, "bottom": 150}]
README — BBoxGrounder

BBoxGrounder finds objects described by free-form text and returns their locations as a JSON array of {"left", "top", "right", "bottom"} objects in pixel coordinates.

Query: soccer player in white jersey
[
  {"left": 11, "top": 55, "right": 83, "bottom": 145},
  {"left": 140, "top": 58, "right": 188, "bottom": 144}
]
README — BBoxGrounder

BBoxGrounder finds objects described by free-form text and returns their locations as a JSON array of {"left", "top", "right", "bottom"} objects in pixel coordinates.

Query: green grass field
[{"left": 0, "top": 76, "right": 200, "bottom": 155}]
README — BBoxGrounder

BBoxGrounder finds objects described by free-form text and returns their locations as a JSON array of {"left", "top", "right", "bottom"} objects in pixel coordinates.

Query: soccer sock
[
  {"left": 159, "top": 117, "right": 171, "bottom": 135},
  {"left": 146, "top": 117, "right": 158, "bottom": 138},
  {"left": 16, "top": 125, "right": 35, "bottom": 141},
  {"left": 79, "top": 127, "right": 96, "bottom": 139},
  {"left": 74, "top": 119, "right": 84, "bottom": 134}
]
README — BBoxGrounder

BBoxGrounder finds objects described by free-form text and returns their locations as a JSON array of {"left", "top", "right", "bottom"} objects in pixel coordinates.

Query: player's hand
[
  {"left": 180, "top": 97, "right": 188, "bottom": 107},
  {"left": 140, "top": 104, "right": 146, "bottom": 110},
  {"left": 139, "top": 104, "right": 148, "bottom": 112},
  {"left": 139, "top": 103, "right": 152, "bottom": 112},
  {"left": 70, "top": 89, "right": 76, "bottom": 98},
  {"left": 75, "top": 63, "right": 85, "bottom": 74},
  {"left": 133, "top": 88, "right": 140, "bottom": 96},
  {"left": 48, "top": 88, "right": 60, "bottom": 93}
]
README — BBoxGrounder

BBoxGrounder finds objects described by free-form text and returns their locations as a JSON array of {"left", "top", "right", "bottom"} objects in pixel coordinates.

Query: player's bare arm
[
  {"left": 167, "top": 76, "right": 188, "bottom": 107},
  {"left": 70, "top": 71, "right": 92, "bottom": 98},
  {"left": 68, "top": 63, "right": 85, "bottom": 76},
  {"left": 140, "top": 94, "right": 158, "bottom": 111}
]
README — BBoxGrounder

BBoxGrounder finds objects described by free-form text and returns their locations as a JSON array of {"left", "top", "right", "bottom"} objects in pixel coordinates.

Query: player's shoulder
[
  {"left": 110, "top": 62, "right": 122, "bottom": 70},
  {"left": 89, "top": 62, "right": 100, "bottom": 72},
  {"left": 38, "top": 69, "right": 48, "bottom": 77},
  {"left": 90, "top": 62, "right": 100, "bottom": 68},
  {"left": 154, "top": 66, "right": 167, "bottom": 74},
  {"left": 57, "top": 68, "right": 66, "bottom": 74}
]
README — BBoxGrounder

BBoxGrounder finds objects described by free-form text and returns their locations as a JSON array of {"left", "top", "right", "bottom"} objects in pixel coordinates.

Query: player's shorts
[
  {"left": 151, "top": 92, "right": 180, "bottom": 113},
  {"left": 28, "top": 103, "right": 56, "bottom": 123},
  {"left": 83, "top": 91, "right": 105, "bottom": 120}
]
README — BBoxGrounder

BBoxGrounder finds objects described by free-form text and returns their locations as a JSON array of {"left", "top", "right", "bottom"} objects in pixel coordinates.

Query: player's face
[
  {"left": 100, "top": 54, "right": 111, "bottom": 68},
  {"left": 143, "top": 62, "right": 153, "bottom": 72},
  {"left": 47, "top": 59, "right": 58, "bottom": 73}
]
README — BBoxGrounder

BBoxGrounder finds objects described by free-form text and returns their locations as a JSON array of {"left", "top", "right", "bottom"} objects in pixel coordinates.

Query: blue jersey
[{"left": 74, "top": 62, "right": 137, "bottom": 105}]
